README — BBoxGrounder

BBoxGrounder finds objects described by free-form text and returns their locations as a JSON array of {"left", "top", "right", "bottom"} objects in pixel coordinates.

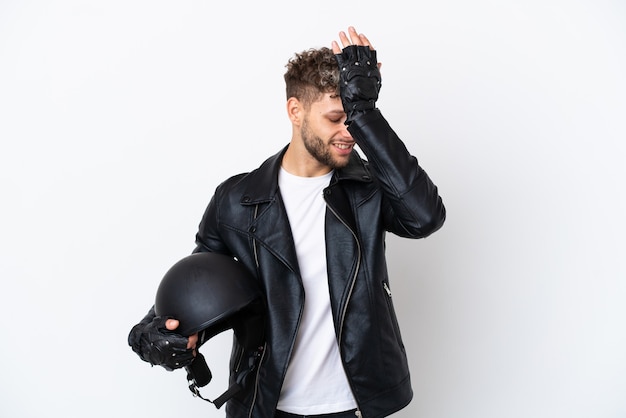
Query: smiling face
[
  {"left": 281, "top": 47, "right": 354, "bottom": 177},
  {"left": 297, "top": 92, "right": 354, "bottom": 171}
]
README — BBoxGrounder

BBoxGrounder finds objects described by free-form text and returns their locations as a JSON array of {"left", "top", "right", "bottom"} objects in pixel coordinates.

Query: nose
[{"left": 339, "top": 124, "right": 353, "bottom": 140}]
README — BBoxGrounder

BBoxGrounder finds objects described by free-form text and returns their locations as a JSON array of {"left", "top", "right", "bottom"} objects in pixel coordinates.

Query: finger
[
  {"left": 359, "top": 33, "right": 375, "bottom": 50},
  {"left": 338, "top": 30, "right": 353, "bottom": 48},
  {"left": 331, "top": 40, "right": 341, "bottom": 54},
  {"left": 165, "top": 318, "right": 179, "bottom": 330},
  {"left": 188, "top": 332, "right": 199, "bottom": 350},
  {"left": 347, "top": 26, "right": 362, "bottom": 46}
]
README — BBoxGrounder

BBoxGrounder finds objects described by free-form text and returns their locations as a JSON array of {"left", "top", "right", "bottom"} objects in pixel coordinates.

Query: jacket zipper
[
  {"left": 327, "top": 203, "right": 361, "bottom": 344},
  {"left": 240, "top": 205, "right": 261, "bottom": 374},
  {"left": 326, "top": 201, "right": 363, "bottom": 415},
  {"left": 248, "top": 204, "right": 261, "bottom": 418},
  {"left": 382, "top": 280, "right": 404, "bottom": 349},
  {"left": 383, "top": 282, "right": 392, "bottom": 297},
  {"left": 248, "top": 342, "right": 267, "bottom": 418},
  {"left": 252, "top": 205, "right": 260, "bottom": 268}
]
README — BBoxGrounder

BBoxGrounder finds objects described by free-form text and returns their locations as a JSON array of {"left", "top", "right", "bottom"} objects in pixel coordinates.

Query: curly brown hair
[{"left": 284, "top": 47, "right": 340, "bottom": 109}]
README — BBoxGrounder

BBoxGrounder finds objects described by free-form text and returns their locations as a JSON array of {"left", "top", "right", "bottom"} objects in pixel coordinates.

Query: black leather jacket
[{"left": 193, "top": 109, "right": 446, "bottom": 418}]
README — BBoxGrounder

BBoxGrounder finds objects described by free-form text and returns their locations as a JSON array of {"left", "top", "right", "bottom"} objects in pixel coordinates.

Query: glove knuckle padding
[
  {"left": 131, "top": 315, "right": 195, "bottom": 370},
  {"left": 336, "top": 45, "right": 382, "bottom": 114}
]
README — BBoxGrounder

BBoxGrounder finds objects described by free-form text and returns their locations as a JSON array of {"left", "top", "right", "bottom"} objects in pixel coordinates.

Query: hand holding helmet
[
  {"left": 128, "top": 307, "right": 196, "bottom": 371},
  {"left": 130, "top": 252, "right": 266, "bottom": 409}
]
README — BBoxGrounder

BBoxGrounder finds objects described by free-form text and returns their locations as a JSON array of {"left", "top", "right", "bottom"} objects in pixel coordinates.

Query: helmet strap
[{"left": 186, "top": 345, "right": 265, "bottom": 409}]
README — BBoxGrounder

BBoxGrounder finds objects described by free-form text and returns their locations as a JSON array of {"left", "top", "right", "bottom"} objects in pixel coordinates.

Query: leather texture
[
  {"left": 193, "top": 109, "right": 446, "bottom": 418},
  {"left": 335, "top": 45, "right": 382, "bottom": 121},
  {"left": 128, "top": 307, "right": 195, "bottom": 371}
]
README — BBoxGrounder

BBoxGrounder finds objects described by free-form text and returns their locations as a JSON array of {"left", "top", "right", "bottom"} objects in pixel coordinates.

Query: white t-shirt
[{"left": 276, "top": 167, "right": 357, "bottom": 415}]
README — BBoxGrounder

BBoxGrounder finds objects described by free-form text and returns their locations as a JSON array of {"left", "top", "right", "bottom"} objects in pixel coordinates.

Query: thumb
[{"left": 165, "top": 318, "right": 180, "bottom": 331}]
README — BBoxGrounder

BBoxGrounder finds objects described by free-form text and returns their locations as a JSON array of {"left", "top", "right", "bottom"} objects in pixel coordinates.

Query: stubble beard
[{"left": 301, "top": 118, "right": 349, "bottom": 170}]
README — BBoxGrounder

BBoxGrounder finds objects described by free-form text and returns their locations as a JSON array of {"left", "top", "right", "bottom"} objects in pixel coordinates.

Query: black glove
[
  {"left": 335, "top": 45, "right": 382, "bottom": 123},
  {"left": 128, "top": 306, "right": 195, "bottom": 371}
]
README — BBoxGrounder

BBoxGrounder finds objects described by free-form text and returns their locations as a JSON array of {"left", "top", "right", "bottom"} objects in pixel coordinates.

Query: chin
[{"left": 331, "top": 159, "right": 350, "bottom": 169}]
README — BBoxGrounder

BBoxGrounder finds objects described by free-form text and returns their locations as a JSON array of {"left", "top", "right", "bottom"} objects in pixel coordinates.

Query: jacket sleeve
[
  {"left": 348, "top": 109, "right": 446, "bottom": 238},
  {"left": 193, "top": 185, "right": 230, "bottom": 254}
]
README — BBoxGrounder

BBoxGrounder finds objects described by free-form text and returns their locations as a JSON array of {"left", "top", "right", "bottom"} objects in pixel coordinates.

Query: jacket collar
[{"left": 240, "top": 145, "right": 372, "bottom": 205}]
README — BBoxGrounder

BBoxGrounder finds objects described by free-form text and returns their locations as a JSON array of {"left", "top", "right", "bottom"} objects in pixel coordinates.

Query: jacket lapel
[
  {"left": 237, "top": 146, "right": 373, "bottom": 277},
  {"left": 239, "top": 146, "right": 300, "bottom": 275}
]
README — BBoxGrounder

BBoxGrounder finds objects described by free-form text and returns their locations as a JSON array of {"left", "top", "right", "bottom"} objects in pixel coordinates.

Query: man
[{"left": 129, "top": 26, "right": 446, "bottom": 418}]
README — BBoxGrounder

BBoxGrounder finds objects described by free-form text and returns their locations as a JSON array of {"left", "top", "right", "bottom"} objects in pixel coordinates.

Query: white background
[{"left": 1, "top": 1, "right": 625, "bottom": 417}]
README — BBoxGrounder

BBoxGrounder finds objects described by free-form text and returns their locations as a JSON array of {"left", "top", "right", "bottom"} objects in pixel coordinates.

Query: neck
[{"left": 282, "top": 143, "right": 332, "bottom": 177}]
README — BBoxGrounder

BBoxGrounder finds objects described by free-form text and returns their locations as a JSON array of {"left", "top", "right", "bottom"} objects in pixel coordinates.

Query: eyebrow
[{"left": 326, "top": 109, "right": 345, "bottom": 117}]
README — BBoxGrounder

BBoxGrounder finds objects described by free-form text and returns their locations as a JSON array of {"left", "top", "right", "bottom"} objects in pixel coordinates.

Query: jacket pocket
[{"left": 382, "top": 280, "right": 405, "bottom": 350}]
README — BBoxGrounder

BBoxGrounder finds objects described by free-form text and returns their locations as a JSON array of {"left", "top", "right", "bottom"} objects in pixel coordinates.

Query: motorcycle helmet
[{"left": 154, "top": 252, "right": 265, "bottom": 408}]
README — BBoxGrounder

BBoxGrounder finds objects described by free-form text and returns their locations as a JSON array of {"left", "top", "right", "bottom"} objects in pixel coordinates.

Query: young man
[{"left": 129, "top": 27, "right": 446, "bottom": 418}]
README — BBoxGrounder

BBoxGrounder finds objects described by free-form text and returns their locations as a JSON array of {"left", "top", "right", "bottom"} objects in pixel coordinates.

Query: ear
[{"left": 286, "top": 97, "right": 302, "bottom": 126}]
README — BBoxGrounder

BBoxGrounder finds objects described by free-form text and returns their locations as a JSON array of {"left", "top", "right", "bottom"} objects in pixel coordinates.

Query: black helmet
[
  {"left": 154, "top": 252, "right": 265, "bottom": 408},
  {"left": 155, "top": 251, "right": 265, "bottom": 349}
]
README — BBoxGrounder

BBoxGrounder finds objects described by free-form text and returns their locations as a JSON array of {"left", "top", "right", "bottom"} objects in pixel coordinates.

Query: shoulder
[{"left": 214, "top": 147, "right": 286, "bottom": 200}]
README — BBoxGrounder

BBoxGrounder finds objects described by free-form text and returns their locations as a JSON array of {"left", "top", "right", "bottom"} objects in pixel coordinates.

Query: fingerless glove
[
  {"left": 335, "top": 45, "right": 382, "bottom": 123},
  {"left": 128, "top": 306, "right": 195, "bottom": 371}
]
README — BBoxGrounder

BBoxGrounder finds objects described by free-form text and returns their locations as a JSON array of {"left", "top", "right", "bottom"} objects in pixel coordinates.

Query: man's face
[{"left": 301, "top": 93, "right": 354, "bottom": 169}]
